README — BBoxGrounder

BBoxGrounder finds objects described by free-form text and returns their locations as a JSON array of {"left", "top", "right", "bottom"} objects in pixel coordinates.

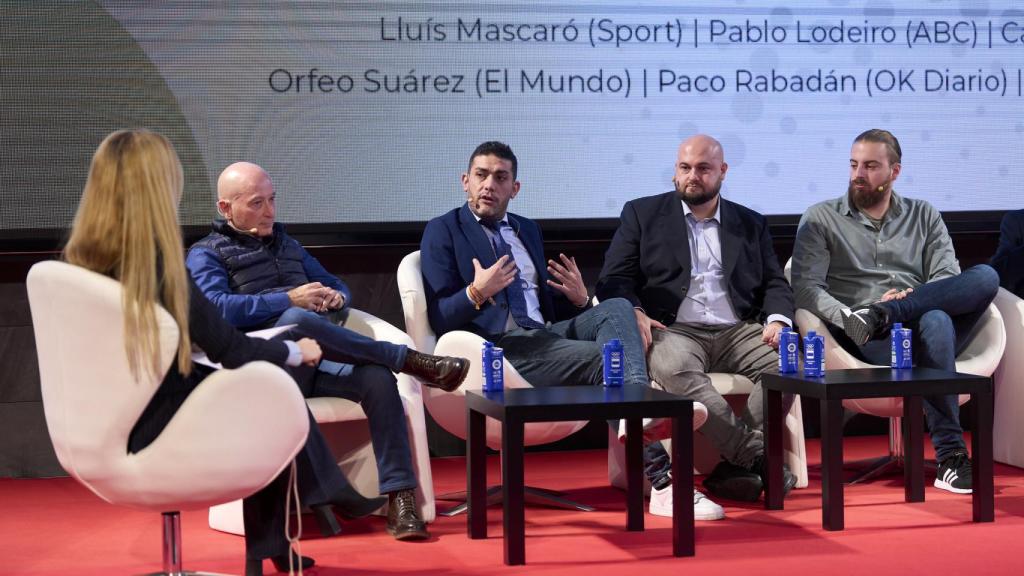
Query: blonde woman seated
[{"left": 64, "top": 129, "right": 378, "bottom": 576}]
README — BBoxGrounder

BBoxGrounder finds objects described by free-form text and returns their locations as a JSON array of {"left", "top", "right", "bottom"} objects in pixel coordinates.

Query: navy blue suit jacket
[
  {"left": 420, "top": 204, "right": 584, "bottom": 339},
  {"left": 595, "top": 192, "right": 793, "bottom": 327},
  {"left": 992, "top": 209, "right": 1024, "bottom": 297}
]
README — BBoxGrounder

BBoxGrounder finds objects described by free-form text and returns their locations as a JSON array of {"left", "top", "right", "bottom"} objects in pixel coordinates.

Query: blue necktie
[{"left": 481, "top": 220, "right": 545, "bottom": 330}]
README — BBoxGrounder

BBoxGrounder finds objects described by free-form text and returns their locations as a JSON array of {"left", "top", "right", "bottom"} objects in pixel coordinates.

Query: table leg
[
  {"left": 467, "top": 407, "right": 487, "bottom": 539},
  {"left": 902, "top": 396, "right": 924, "bottom": 502},
  {"left": 671, "top": 405, "right": 694, "bottom": 557},
  {"left": 625, "top": 418, "right": 644, "bottom": 532},
  {"left": 502, "top": 415, "right": 525, "bottom": 565},
  {"left": 820, "top": 399, "right": 844, "bottom": 531},
  {"left": 971, "top": 389, "right": 994, "bottom": 523},
  {"left": 763, "top": 387, "right": 784, "bottom": 510}
]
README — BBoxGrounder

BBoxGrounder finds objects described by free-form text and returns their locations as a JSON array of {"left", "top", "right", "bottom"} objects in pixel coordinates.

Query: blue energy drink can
[
  {"left": 602, "top": 338, "right": 625, "bottom": 386},
  {"left": 890, "top": 323, "right": 913, "bottom": 369},
  {"left": 482, "top": 342, "right": 504, "bottom": 391},
  {"left": 803, "top": 331, "right": 825, "bottom": 377},
  {"left": 778, "top": 327, "right": 799, "bottom": 374}
]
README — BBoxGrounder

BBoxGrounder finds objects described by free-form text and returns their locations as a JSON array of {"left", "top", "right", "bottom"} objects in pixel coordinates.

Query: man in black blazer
[
  {"left": 992, "top": 209, "right": 1024, "bottom": 298},
  {"left": 597, "top": 134, "right": 796, "bottom": 505}
]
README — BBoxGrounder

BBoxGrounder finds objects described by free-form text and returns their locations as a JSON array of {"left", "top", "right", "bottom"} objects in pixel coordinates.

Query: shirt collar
[
  {"left": 681, "top": 197, "right": 722, "bottom": 224},
  {"left": 469, "top": 208, "right": 507, "bottom": 227},
  {"left": 839, "top": 190, "right": 905, "bottom": 219}
]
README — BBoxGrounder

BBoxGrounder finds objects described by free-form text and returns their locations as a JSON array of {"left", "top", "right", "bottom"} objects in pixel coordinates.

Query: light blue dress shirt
[{"left": 676, "top": 200, "right": 791, "bottom": 328}]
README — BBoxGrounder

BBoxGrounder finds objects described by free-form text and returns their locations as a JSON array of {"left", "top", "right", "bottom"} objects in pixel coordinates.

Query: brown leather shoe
[
  {"left": 401, "top": 350, "right": 469, "bottom": 392},
  {"left": 386, "top": 489, "right": 430, "bottom": 541}
]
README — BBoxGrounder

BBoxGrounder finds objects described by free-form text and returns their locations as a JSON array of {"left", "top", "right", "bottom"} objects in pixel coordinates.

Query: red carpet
[{"left": 2, "top": 435, "right": 1023, "bottom": 575}]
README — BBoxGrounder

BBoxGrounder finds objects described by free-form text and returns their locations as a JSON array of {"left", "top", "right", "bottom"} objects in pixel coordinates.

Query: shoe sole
[
  {"left": 842, "top": 309, "right": 873, "bottom": 346},
  {"left": 703, "top": 477, "right": 763, "bottom": 503},
  {"left": 387, "top": 525, "right": 431, "bottom": 540},
  {"left": 649, "top": 502, "right": 724, "bottom": 520},
  {"left": 933, "top": 478, "right": 972, "bottom": 494}
]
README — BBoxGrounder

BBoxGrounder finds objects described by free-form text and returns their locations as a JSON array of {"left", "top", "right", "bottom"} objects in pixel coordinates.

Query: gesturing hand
[
  {"left": 546, "top": 253, "right": 588, "bottom": 307},
  {"left": 472, "top": 256, "right": 516, "bottom": 299}
]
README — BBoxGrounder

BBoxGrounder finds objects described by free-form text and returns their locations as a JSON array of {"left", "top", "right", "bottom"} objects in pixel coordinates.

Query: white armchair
[
  {"left": 786, "top": 259, "right": 1006, "bottom": 481},
  {"left": 208, "top": 307, "right": 436, "bottom": 536},
  {"left": 397, "top": 251, "right": 591, "bottom": 514},
  {"left": 993, "top": 287, "right": 1024, "bottom": 468},
  {"left": 27, "top": 260, "right": 310, "bottom": 575}
]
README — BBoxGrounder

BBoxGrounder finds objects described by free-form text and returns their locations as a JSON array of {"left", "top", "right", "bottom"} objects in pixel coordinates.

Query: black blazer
[
  {"left": 991, "top": 209, "right": 1024, "bottom": 298},
  {"left": 596, "top": 192, "right": 794, "bottom": 327}
]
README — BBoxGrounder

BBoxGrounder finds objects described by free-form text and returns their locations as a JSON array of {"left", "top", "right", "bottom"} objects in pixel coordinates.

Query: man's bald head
[
  {"left": 674, "top": 134, "right": 728, "bottom": 208},
  {"left": 677, "top": 134, "right": 725, "bottom": 165},
  {"left": 217, "top": 162, "right": 271, "bottom": 203},
  {"left": 216, "top": 162, "right": 277, "bottom": 237}
]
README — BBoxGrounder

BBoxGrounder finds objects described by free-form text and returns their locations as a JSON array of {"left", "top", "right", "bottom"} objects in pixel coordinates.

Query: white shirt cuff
[
  {"left": 283, "top": 340, "right": 303, "bottom": 367},
  {"left": 765, "top": 314, "right": 792, "bottom": 328}
]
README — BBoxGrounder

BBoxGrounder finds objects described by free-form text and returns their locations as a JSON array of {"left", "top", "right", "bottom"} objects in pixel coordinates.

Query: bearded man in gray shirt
[{"left": 791, "top": 129, "right": 999, "bottom": 495}]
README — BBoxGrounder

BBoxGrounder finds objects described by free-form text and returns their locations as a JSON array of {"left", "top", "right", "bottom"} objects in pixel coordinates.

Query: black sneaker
[
  {"left": 703, "top": 460, "right": 763, "bottom": 503},
  {"left": 841, "top": 303, "right": 889, "bottom": 346},
  {"left": 935, "top": 450, "right": 972, "bottom": 494},
  {"left": 750, "top": 456, "right": 798, "bottom": 497}
]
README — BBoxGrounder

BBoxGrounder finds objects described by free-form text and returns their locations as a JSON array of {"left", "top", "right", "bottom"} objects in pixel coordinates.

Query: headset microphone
[
  {"left": 249, "top": 227, "right": 259, "bottom": 235},
  {"left": 878, "top": 168, "right": 893, "bottom": 192}
]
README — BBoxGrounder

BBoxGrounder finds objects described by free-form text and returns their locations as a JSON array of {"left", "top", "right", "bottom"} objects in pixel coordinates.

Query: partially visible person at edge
[{"left": 991, "top": 209, "right": 1024, "bottom": 298}]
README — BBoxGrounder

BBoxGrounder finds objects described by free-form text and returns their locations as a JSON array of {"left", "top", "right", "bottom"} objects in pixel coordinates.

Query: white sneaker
[
  {"left": 649, "top": 484, "right": 725, "bottom": 521},
  {"left": 617, "top": 402, "right": 709, "bottom": 444}
]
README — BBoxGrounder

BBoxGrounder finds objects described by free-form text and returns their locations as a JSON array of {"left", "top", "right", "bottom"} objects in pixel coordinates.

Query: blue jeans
[
  {"left": 495, "top": 297, "right": 649, "bottom": 388},
  {"left": 835, "top": 264, "right": 999, "bottom": 461},
  {"left": 276, "top": 307, "right": 417, "bottom": 494},
  {"left": 276, "top": 307, "right": 407, "bottom": 371}
]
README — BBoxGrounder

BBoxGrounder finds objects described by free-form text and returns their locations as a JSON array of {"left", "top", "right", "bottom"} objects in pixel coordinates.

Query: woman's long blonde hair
[{"left": 64, "top": 129, "right": 192, "bottom": 379}]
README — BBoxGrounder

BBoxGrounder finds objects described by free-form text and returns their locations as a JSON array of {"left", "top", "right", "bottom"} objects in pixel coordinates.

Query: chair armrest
[
  {"left": 955, "top": 302, "right": 1005, "bottom": 377},
  {"left": 433, "top": 330, "right": 536, "bottom": 395},
  {"left": 345, "top": 309, "right": 422, "bottom": 402}
]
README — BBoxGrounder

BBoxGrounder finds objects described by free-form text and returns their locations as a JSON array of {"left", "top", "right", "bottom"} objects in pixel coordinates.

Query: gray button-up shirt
[{"left": 791, "top": 191, "right": 960, "bottom": 327}]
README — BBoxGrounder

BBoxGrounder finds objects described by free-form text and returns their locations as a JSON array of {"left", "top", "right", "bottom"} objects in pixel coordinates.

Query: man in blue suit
[
  {"left": 420, "top": 141, "right": 724, "bottom": 521},
  {"left": 420, "top": 141, "right": 651, "bottom": 389},
  {"left": 598, "top": 134, "right": 797, "bottom": 511}
]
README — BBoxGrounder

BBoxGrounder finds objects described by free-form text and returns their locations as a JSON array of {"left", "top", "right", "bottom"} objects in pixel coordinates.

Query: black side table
[
  {"left": 466, "top": 386, "right": 695, "bottom": 565},
  {"left": 762, "top": 367, "right": 993, "bottom": 531}
]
